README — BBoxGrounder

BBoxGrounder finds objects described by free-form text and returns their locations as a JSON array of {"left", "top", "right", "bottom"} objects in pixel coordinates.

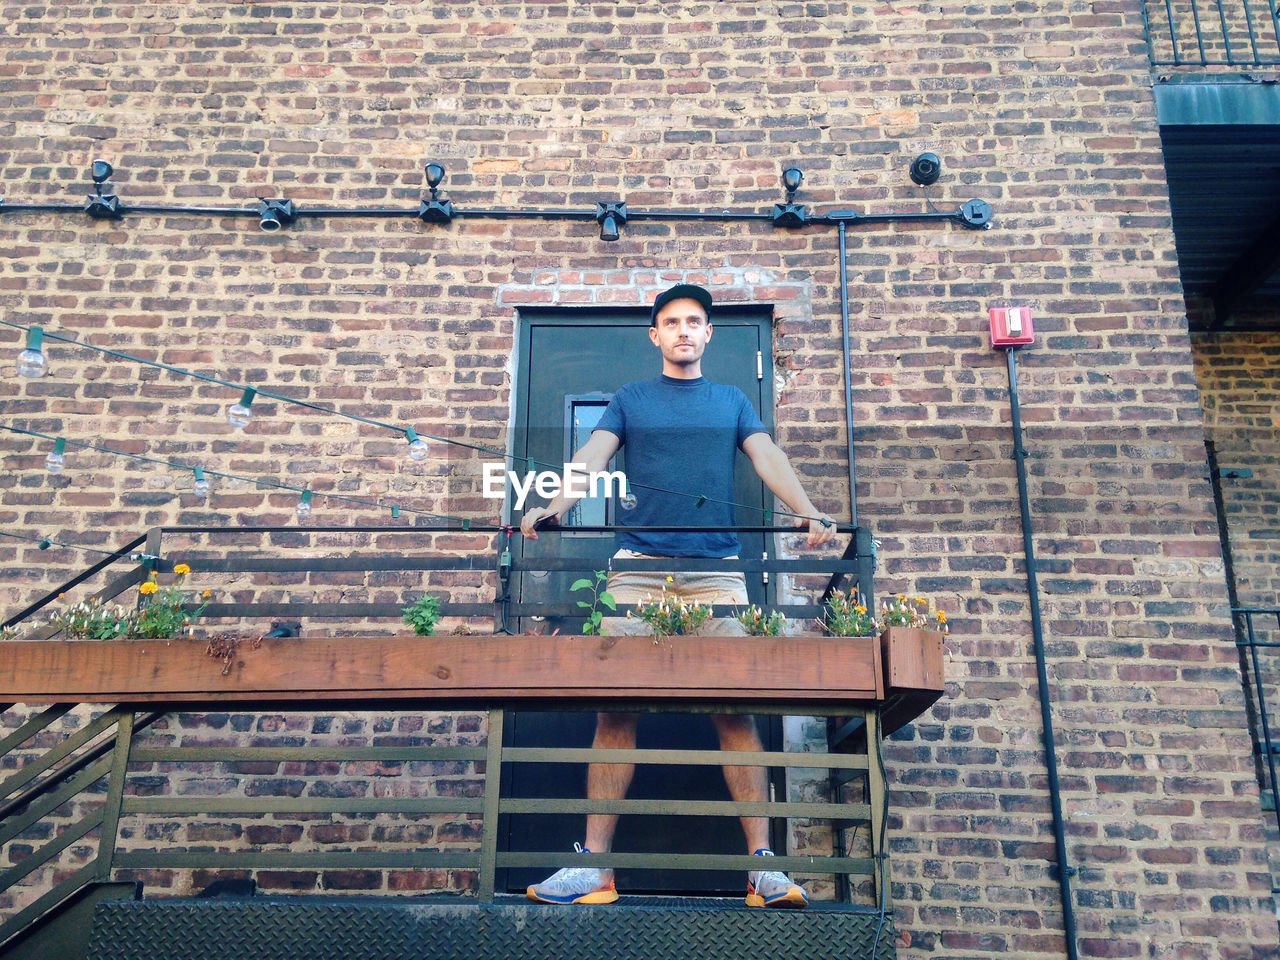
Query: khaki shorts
[{"left": 602, "top": 548, "right": 748, "bottom": 636}]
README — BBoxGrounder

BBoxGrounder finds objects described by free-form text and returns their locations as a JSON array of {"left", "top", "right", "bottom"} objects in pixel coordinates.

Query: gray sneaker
[
  {"left": 746, "top": 848, "right": 808, "bottom": 908},
  {"left": 526, "top": 843, "right": 619, "bottom": 905}
]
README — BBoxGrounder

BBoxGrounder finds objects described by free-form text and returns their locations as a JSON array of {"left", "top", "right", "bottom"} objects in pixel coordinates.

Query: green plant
[
  {"left": 130, "top": 564, "right": 211, "bottom": 640},
  {"left": 879, "top": 594, "right": 948, "bottom": 632},
  {"left": 735, "top": 604, "right": 785, "bottom": 637},
  {"left": 819, "top": 588, "right": 878, "bottom": 637},
  {"left": 0, "top": 624, "right": 18, "bottom": 642},
  {"left": 402, "top": 594, "right": 442, "bottom": 636},
  {"left": 629, "top": 580, "right": 712, "bottom": 638},
  {"left": 49, "top": 595, "right": 134, "bottom": 640},
  {"left": 570, "top": 570, "right": 616, "bottom": 635}
]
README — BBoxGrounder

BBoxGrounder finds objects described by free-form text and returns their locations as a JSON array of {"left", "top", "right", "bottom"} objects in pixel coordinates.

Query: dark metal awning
[{"left": 1156, "top": 81, "right": 1280, "bottom": 331}]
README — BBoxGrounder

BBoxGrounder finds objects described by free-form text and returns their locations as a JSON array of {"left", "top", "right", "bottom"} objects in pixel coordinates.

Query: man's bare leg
[
  {"left": 710, "top": 713, "right": 770, "bottom": 852},
  {"left": 712, "top": 713, "right": 808, "bottom": 907},
  {"left": 583, "top": 711, "right": 641, "bottom": 881}
]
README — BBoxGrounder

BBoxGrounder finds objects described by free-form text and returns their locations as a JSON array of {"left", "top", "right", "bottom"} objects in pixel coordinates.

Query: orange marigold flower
[
  {"left": 202, "top": 589, "right": 211, "bottom": 598},
  {"left": 173, "top": 563, "right": 191, "bottom": 575},
  {"left": 138, "top": 581, "right": 157, "bottom": 595}
]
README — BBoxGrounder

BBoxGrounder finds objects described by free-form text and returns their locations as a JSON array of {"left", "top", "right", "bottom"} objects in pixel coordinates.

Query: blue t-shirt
[{"left": 593, "top": 375, "right": 768, "bottom": 557}]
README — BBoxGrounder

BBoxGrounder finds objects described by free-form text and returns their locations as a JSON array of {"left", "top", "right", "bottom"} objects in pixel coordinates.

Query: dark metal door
[{"left": 501, "top": 306, "right": 781, "bottom": 896}]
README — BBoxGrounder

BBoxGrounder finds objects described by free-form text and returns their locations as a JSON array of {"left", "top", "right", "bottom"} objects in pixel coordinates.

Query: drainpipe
[
  {"left": 838, "top": 220, "right": 859, "bottom": 528},
  {"left": 1006, "top": 346, "right": 1079, "bottom": 960}
]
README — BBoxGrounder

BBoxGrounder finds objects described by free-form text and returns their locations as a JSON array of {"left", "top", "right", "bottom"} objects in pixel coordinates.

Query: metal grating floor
[{"left": 85, "top": 894, "right": 896, "bottom": 960}]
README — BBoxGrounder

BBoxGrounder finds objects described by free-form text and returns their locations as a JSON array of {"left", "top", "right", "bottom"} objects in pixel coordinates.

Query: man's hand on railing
[
  {"left": 799, "top": 515, "right": 838, "bottom": 548},
  {"left": 519, "top": 508, "right": 559, "bottom": 540}
]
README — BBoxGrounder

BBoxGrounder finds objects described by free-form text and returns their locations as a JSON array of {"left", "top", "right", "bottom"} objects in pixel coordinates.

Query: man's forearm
[
  {"left": 750, "top": 440, "right": 820, "bottom": 518},
  {"left": 532, "top": 432, "right": 619, "bottom": 517}
]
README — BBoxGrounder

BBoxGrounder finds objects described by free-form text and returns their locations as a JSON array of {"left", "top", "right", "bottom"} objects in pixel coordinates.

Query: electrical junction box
[{"left": 989, "top": 305, "right": 1035, "bottom": 347}]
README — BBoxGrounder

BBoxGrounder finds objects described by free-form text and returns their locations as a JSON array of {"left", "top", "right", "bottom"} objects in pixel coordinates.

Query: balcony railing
[
  {"left": 1232, "top": 607, "right": 1280, "bottom": 828},
  {"left": 0, "top": 524, "right": 928, "bottom": 959},
  {"left": 1143, "top": 0, "right": 1280, "bottom": 66}
]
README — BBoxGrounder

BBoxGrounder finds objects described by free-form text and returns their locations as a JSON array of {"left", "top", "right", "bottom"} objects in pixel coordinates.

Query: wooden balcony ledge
[{"left": 0, "top": 629, "right": 944, "bottom": 731}]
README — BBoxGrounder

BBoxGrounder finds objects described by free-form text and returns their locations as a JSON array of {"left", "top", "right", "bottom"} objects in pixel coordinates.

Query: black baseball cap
[{"left": 650, "top": 283, "right": 713, "bottom": 326}]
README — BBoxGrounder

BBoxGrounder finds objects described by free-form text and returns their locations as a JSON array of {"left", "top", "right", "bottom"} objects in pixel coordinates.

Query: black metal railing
[
  {"left": 4, "top": 523, "right": 875, "bottom": 640},
  {"left": 0, "top": 524, "right": 891, "bottom": 950},
  {"left": 1232, "top": 608, "right": 1280, "bottom": 829},
  {"left": 1144, "top": 0, "right": 1280, "bottom": 66}
]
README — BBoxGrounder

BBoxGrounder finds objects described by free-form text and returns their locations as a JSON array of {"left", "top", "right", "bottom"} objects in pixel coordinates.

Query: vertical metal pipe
[
  {"left": 1215, "top": 0, "right": 1235, "bottom": 63},
  {"left": 838, "top": 220, "right": 858, "bottom": 527},
  {"left": 1190, "top": 0, "right": 1208, "bottom": 61},
  {"left": 1238, "top": 0, "right": 1261, "bottom": 64},
  {"left": 1162, "top": 0, "right": 1183, "bottom": 63},
  {"left": 1006, "top": 348, "right": 1079, "bottom": 960}
]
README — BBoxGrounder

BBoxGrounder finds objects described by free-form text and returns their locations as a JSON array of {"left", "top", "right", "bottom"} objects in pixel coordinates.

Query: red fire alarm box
[{"left": 989, "top": 306, "right": 1034, "bottom": 347}]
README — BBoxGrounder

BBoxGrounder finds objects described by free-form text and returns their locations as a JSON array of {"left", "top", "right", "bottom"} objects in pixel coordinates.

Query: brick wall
[
  {"left": 1, "top": 3, "right": 1276, "bottom": 958},
  {"left": 1193, "top": 322, "right": 1280, "bottom": 889},
  {"left": 1194, "top": 321, "right": 1280, "bottom": 606}
]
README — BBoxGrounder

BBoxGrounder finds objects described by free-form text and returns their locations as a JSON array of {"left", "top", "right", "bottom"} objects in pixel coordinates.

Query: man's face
[{"left": 649, "top": 297, "right": 712, "bottom": 368}]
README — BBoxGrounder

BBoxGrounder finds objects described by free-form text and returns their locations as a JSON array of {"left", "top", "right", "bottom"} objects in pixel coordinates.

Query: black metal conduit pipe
[
  {"left": 837, "top": 220, "right": 859, "bottom": 530},
  {"left": 0, "top": 198, "right": 990, "bottom": 230},
  {"left": 1006, "top": 347, "right": 1079, "bottom": 960}
]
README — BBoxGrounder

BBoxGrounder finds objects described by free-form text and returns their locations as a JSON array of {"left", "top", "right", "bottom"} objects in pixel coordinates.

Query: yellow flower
[
  {"left": 665, "top": 575, "right": 674, "bottom": 583},
  {"left": 936, "top": 611, "right": 947, "bottom": 623},
  {"left": 138, "top": 581, "right": 157, "bottom": 595},
  {"left": 173, "top": 563, "right": 191, "bottom": 575},
  {"left": 854, "top": 604, "right": 865, "bottom": 614},
  {"left": 914, "top": 596, "right": 926, "bottom": 604},
  {"left": 202, "top": 589, "right": 212, "bottom": 598}
]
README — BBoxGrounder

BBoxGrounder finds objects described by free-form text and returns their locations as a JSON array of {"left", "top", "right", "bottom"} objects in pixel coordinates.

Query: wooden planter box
[
  {"left": 880, "top": 626, "right": 945, "bottom": 693},
  {"left": 0, "top": 630, "right": 944, "bottom": 728}
]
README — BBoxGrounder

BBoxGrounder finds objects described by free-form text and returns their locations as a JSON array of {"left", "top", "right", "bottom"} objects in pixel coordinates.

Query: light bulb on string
[
  {"left": 620, "top": 490, "right": 637, "bottom": 511},
  {"left": 17, "top": 326, "right": 49, "bottom": 378},
  {"left": 45, "top": 437, "right": 66, "bottom": 474},
  {"left": 192, "top": 466, "right": 210, "bottom": 497},
  {"left": 296, "top": 489, "right": 312, "bottom": 521},
  {"left": 226, "top": 387, "right": 256, "bottom": 429},
  {"left": 405, "top": 427, "right": 429, "bottom": 461}
]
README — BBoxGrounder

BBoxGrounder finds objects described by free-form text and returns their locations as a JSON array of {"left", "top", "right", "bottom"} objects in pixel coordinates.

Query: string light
[
  {"left": 295, "top": 489, "right": 312, "bottom": 521},
  {"left": 192, "top": 466, "right": 210, "bottom": 497},
  {"left": 0, "top": 424, "right": 467, "bottom": 525},
  {"left": 45, "top": 437, "right": 66, "bottom": 474},
  {"left": 0, "top": 318, "right": 833, "bottom": 529},
  {"left": 0, "top": 529, "right": 165, "bottom": 565},
  {"left": 404, "top": 427, "right": 429, "bottom": 461},
  {"left": 226, "top": 387, "right": 256, "bottom": 429},
  {"left": 17, "top": 326, "right": 49, "bottom": 378}
]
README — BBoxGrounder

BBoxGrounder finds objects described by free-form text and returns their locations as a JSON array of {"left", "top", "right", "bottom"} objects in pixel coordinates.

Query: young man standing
[{"left": 520, "top": 282, "right": 837, "bottom": 908}]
